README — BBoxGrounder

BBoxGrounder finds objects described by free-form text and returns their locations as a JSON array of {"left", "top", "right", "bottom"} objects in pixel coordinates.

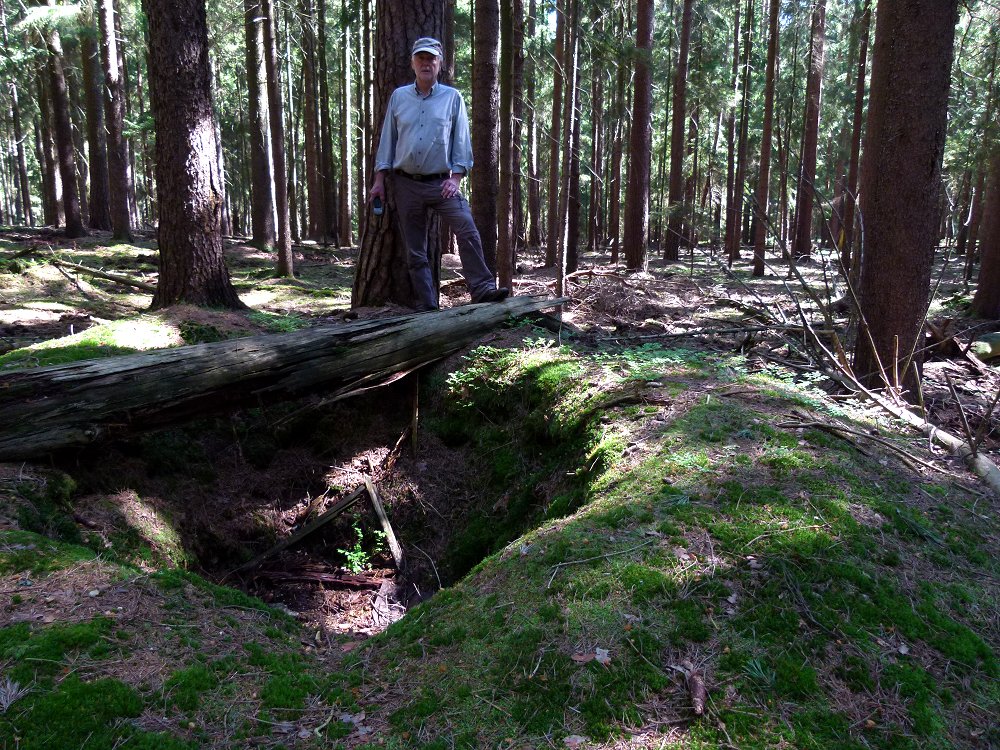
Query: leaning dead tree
[{"left": 0, "top": 296, "right": 562, "bottom": 460}]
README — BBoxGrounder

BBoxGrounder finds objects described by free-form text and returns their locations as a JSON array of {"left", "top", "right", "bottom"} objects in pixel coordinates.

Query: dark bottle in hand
[{"left": 373, "top": 197, "right": 383, "bottom": 216}]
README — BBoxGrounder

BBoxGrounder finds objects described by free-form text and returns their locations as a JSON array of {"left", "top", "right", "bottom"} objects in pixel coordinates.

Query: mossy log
[{"left": 0, "top": 296, "right": 564, "bottom": 460}]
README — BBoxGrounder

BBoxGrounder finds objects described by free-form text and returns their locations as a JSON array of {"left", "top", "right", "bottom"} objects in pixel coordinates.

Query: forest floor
[{"left": 0, "top": 227, "right": 997, "bottom": 750}]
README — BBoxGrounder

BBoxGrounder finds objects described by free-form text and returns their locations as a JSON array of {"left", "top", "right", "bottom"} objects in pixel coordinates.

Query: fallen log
[{"left": 0, "top": 296, "right": 564, "bottom": 460}]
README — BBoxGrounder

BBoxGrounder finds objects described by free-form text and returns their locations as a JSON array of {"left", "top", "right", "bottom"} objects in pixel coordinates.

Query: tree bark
[
  {"left": 262, "top": 0, "right": 293, "bottom": 275},
  {"left": 98, "top": 0, "right": 132, "bottom": 240},
  {"left": 37, "top": 72, "right": 63, "bottom": 227},
  {"left": 497, "top": 0, "right": 515, "bottom": 288},
  {"left": 524, "top": 0, "right": 541, "bottom": 249},
  {"left": 723, "top": 0, "right": 740, "bottom": 265},
  {"left": 81, "top": 22, "right": 111, "bottom": 231},
  {"left": 752, "top": 0, "right": 780, "bottom": 277},
  {"left": 727, "top": 0, "right": 753, "bottom": 264},
  {"left": 854, "top": 0, "right": 958, "bottom": 395},
  {"left": 544, "top": 0, "right": 565, "bottom": 267},
  {"left": 840, "top": 1, "right": 870, "bottom": 276},
  {"left": 472, "top": 0, "right": 500, "bottom": 274},
  {"left": 623, "top": 0, "right": 654, "bottom": 271},
  {"left": 791, "top": 0, "right": 826, "bottom": 260},
  {"left": 0, "top": 296, "right": 563, "bottom": 461},
  {"left": 339, "top": 0, "right": 354, "bottom": 247},
  {"left": 146, "top": 0, "right": 243, "bottom": 309},
  {"left": 244, "top": 0, "right": 276, "bottom": 250},
  {"left": 45, "top": 24, "right": 85, "bottom": 238},
  {"left": 971, "top": 149, "right": 1000, "bottom": 318},
  {"left": 664, "top": 0, "right": 693, "bottom": 262}
]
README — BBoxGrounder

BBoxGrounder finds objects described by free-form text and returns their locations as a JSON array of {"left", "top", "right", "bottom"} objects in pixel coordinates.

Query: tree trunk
[
  {"left": 0, "top": 296, "right": 562, "bottom": 461},
  {"left": 81, "top": 24, "right": 111, "bottom": 231},
  {"left": 727, "top": 0, "right": 753, "bottom": 264},
  {"left": 524, "top": 0, "right": 541, "bottom": 249},
  {"left": 664, "top": 0, "right": 693, "bottom": 261},
  {"left": 45, "top": 25, "right": 85, "bottom": 238},
  {"left": 98, "top": 0, "right": 132, "bottom": 240},
  {"left": 300, "top": 0, "right": 323, "bottom": 241},
  {"left": 608, "top": 60, "right": 626, "bottom": 264},
  {"left": 244, "top": 0, "right": 276, "bottom": 250},
  {"left": 854, "top": 0, "right": 958, "bottom": 394},
  {"left": 472, "top": 0, "right": 500, "bottom": 274},
  {"left": 623, "top": 0, "right": 654, "bottom": 271},
  {"left": 840, "top": 1, "right": 870, "bottom": 276},
  {"left": 723, "top": 0, "right": 740, "bottom": 265},
  {"left": 67, "top": 59, "right": 90, "bottom": 228},
  {"left": 562, "top": 0, "right": 581, "bottom": 277},
  {"left": 317, "top": 0, "right": 338, "bottom": 244},
  {"left": 791, "top": 0, "right": 826, "bottom": 259},
  {"left": 338, "top": 0, "right": 354, "bottom": 248},
  {"left": 586, "top": 10, "right": 604, "bottom": 255},
  {"left": 146, "top": 0, "right": 243, "bottom": 309},
  {"left": 0, "top": 1, "right": 31, "bottom": 226},
  {"left": 544, "top": 0, "right": 565, "bottom": 267},
  {"left": 752, "top": 0, "right": 780, "bottom": 277},
  {"left": 971, "top": 149, "right": 1000, "bottom": 318},
  {"left": 37, "top": 73, "right": 63, "bottom": 227},
  {"left": 497, "top": 0, "right": 515, "bottom": 288},
  {"left": 352, "top": 0, "right": 446, "bottom": 307},
  {"left": 262, "top": 0, "right": 293, "bottom": 275}
]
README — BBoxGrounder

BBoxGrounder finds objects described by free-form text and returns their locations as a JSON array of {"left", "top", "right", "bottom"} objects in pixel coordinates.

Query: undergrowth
[{"left": 1, "top": 331, "right": 996, "bottom": 749}]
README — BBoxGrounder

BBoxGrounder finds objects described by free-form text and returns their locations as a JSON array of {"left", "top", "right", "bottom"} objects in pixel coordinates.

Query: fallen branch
[
  {"left": 48, "top": 257, "right": 156, "bottom": 293},
  {"left": 228, "top": 486, "right": 367, "bottom": 576},
  {"left": 546, "top": 539, "right": 657, "bottom": 589},
  {"left": 365, "top": 476, "right": 404, "bottom": 571}
]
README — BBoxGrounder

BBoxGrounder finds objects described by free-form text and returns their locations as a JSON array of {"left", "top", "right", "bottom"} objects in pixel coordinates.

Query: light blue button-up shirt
[{"left": 374, "top": 83, "right": 474, "bottom": 176}]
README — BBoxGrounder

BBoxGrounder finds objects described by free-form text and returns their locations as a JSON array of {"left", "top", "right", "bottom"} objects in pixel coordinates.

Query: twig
[
  {"left": 944, "top": 372, "right": 978, "bottom": 458},
  {"left": 546, "top": 539, "right": 657, "bottom": 588}
]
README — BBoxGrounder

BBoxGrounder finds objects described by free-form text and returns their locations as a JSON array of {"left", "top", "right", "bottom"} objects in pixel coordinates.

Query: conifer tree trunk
[
  {"left": 318, "top": 0, "right": 338, "bottom": 244},
  {"left": 586, "top": 9, "right": 604, "bottom": 255},
  {"left": 0, "top": 1, "right": 31, "bottom": 226},
  {"left": 723, "top": 0, "right": 740, "bottom": 266},
  {"left": 300, "top": 0, "right": 323, "bottom": 241},
  {"left": 840, "top": 1, "right": 870, "bottom": 276},
  {"left": 544, "top": 1, "right": 565, "bottom": 267},
  {"left": 98, "top": 0, "right": 131, "bottom": 240},
  {"left": 727, "top": 0, "right": 753, "bottom": 264},
  {"left": 752, "top": 0, "right": 780, "bottom": 276},
  {"left": 854, "top": 0, "right": 958, "bottom": 394},
  {"left": 608, "top": 60, "right": 626, "bottom": 264},
  {"left": 623, "top": 0, "right": 654, "bottom": 271},
  {"left": 971, "top": 149, "right": 1000, "bottom": 318},
  {"left": 664, "top": 0, "right": 694, "bottom": 261},
  {"left": 244, "top": 0, "right": 276, "bottom": 250},
  {"left": 472, "top": 0, "right": 500, "bottom": 274},
  {"left": 562, "top": 0, "right": 581, "bottom": 277},
  {"left": 261, "top": 0, "right": 293, "bottom": 275},
  {"left": 81, "top": 24, "right": 111, "bottom": 231},
  {"left": 338, "top": 0, "right": 353, "bottom": 247},
  {"left": 524, "top": 0, "right": 541, "bottom": 250},
  {"left": 36, "top": 83, "right": 62, "bottom": 227},
  {"left": 146, "top": 0, "right": 243, "bottom": 309},
  {"left": 791, "top": 0, "right": 826, "bottom": 259},
  {"left": 497, "top": 0, "right": 515, "bottom": 288},
  {"left": 44, "top": 25, "right": 85, "bottom": 237},
  {"left": 67, "top": 62, "right": 90, "bottom": 228}
]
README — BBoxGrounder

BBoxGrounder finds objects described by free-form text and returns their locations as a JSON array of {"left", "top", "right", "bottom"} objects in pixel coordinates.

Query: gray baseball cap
[{"left": 411, "top": 37, "right": 443, "bottom": 57}]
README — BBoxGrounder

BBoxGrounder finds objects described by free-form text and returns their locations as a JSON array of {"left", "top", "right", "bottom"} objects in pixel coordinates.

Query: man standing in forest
[{"left": 368, "top": 37, "right": 508, "bottom": 311}]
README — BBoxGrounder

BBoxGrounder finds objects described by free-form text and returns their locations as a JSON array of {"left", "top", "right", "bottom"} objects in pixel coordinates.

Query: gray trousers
[{"left": 392, "top": 174, "right": 495, "bottom": 310}]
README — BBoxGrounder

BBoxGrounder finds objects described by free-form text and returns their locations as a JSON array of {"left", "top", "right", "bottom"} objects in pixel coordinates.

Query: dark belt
[{"left": 395, "top": 169, "right": 450, "bottom": 182}]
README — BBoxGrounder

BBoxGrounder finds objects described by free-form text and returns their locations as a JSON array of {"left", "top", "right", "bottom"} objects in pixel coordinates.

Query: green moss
[
  {"left": 165, "top": 664, "right": 218, "bottom": 711},
  {"left": 1, "top": 675, "right": 142, "bottom": 748},
  {"left": 0, "top": 618, "right": 113, "bottom": 685}
]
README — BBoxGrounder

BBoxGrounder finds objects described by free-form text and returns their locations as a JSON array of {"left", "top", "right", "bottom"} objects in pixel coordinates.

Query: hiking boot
[{"left": 474, "top": 287, "right": 510, "bottom": 303}]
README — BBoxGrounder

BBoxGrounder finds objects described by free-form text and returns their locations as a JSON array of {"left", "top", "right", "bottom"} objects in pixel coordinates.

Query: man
[{"left": 369, "top": 37, "right": 509, "bottom": 311}]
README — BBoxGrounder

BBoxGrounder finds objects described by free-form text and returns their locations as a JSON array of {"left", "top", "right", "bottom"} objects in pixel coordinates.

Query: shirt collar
[{"left": 413, "top": 81, "right": 437, "bottom": 98}]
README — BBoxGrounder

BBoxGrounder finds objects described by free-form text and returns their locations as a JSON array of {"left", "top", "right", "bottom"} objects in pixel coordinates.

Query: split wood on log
[{"left": 0, "top": 296, "right": 565, "bottom": 460}]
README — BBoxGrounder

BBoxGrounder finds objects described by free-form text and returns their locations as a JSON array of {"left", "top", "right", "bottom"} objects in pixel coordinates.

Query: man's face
[{"left": 412, "top": 51, "right": 441, "bottom": 85}]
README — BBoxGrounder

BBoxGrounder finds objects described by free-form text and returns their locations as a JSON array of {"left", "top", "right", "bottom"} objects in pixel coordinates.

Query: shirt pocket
[{"left": 432, "top": 114, "right": 452, "bottom": 147}]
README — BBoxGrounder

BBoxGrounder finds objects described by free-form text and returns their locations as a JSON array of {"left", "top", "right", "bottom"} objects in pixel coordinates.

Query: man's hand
[
  {"left": 441, "top": 174, "right": 462, "bottom": 199},
  {"left": 369, "top": 172, "right": 386, "bottom": 202}
]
